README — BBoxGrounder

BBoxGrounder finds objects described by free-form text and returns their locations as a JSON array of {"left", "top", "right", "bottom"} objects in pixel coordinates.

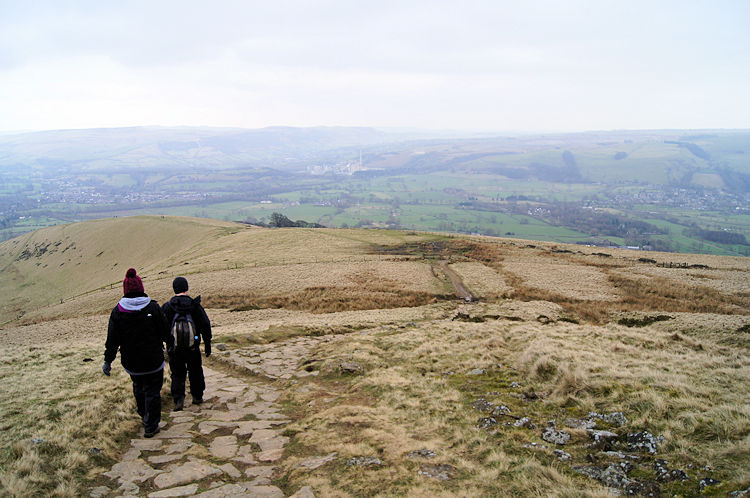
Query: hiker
[
  {"left": 102, "top": 268, "right": 173, "bottom": 438},
  {"left": 162, "top": 276, "right": 212, "bottom": 411}
]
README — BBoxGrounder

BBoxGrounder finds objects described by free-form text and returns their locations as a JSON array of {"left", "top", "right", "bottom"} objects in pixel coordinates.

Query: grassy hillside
[{"left": 1, "top": 217, "right": 749, "bottom": 496}]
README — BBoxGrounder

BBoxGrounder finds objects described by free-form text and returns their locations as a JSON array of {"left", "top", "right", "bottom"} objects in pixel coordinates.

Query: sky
[{"left": 0, "top": 0, "right": 749, "bottom": 133}]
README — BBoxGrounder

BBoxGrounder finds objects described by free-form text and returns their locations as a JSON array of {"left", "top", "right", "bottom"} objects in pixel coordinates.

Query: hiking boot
[
  {"left": 173, "top": 398, "right": 184, "bottom": 412},
  {"left": 144, "top": 426, "right": 161, "bottom": 438},
  {"left": 192, "top": 396, "right": 203, "bottom": 405}
]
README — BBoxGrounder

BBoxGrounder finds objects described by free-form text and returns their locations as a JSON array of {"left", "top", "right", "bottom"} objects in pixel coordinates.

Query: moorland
[
  {"left": 0, "top": 216, "right": 748, "bottom": 496},
  {"left": 2, "top": 127, "right": 750, "bottom": 256}
]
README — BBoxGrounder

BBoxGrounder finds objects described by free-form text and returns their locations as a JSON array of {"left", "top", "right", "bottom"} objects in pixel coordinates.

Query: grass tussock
[
  {"left": 0, "top": 345, "right": 139, "bottom": 497},
  {"left": 206, "top": 286, "right": 452, "bottom": 313}
]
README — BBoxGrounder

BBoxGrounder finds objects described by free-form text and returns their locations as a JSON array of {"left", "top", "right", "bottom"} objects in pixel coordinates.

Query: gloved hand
[
  {"left": 102, "top": 361, "right": 111, "bottom": 376},
  {"left": 204, "top": 342, "right": 211, "bottom": 357}
]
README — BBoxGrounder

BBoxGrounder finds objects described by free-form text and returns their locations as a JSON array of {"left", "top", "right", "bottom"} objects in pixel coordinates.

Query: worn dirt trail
[{"left": 438, "top": 260, "right": 474, "bottom": 301}]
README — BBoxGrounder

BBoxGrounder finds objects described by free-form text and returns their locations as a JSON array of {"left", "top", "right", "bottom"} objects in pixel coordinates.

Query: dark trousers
[
  {"left": 169, "top": 347, "right": 205, "bottom": 402},
  {"left": 130, "top": 369, "right": 163, "bottom": 433}
]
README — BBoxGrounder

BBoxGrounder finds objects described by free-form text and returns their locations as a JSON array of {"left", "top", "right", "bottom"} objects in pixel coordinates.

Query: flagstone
[
  {"left": 104, "top": 459, "right": 160, "bottom": 484},
  {"left": 209, "top": 435, "right": 238, "bottom": 459},
  {"left": 147, "top": 483, "right": 199, "bottom": 497}
]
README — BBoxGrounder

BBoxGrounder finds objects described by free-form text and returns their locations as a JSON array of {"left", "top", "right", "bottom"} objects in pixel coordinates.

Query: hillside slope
[{"left": 1, "top": 217, "right": 749, "bottom": 496}]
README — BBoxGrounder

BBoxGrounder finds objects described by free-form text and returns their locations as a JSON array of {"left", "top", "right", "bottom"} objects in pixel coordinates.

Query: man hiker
[
  {"left": 162, "top": 276, "right": 212, "bottom": 411},
  {"left": 103, "top": 268, "right": 173, "bottom": 438}
]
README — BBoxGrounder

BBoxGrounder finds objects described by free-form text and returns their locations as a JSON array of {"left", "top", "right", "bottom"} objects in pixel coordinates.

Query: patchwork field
[{"left": 0, "top": 216, "right": 749, "bottom": 496}]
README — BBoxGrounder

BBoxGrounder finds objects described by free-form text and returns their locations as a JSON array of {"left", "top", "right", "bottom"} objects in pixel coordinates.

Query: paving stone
[
  {"left": 209, "top": 435, "right": 238, "bottom": 459},
  {"left": 104, "top": 460, "right": 160, "bottom": 484},
  {"left": 245, "top": 466, "right": 275, "bottom": 478},
  {"left": 164, "top": 440, "right": 194, "bottom": 454},
  {"left": 131, "top": 439, "right": 164, "bottom": 451},
  {"left": 257, "top": 448, "right": 284, "bottom": 462},
  {"left": 233, "top": 445, "right": 258, "bottom": 465},
  {"left": 89, "top": 485, "right": 110, "bottom": 498},
  {"left": 116, "top": 481, "right": 140, "bottom": 496},
  {"left": 199, "top": 421, "right": 240, "bottom": 435},
  {"left": 121, "top": 448, "right": 141, "bottom": 461},
  {"left": 155, "top": 423, "right": 194, "bottom": 439},
  {"left": 148, "top": 454, "right": 184, "bottom": 464},
  {"left": 260, "top": 391, "right": 281, "bottom": 402},
  {"left": 147, "top": 484, "right": 199, "bottom": 497},
  {"left": 218, "top": 463, "right": 242, "bottom": 478},
  {"left": 249, "top": 430, "right": 289, "bottom": 452},
  {"left": 289, "top": 486, "right": 316, "bottom": 498},
  {"left": 153, "top": 459, "right": 222, "bottom": 489}
]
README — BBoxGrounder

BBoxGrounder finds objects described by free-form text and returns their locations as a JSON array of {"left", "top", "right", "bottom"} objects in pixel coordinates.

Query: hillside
[{"left": 0, "top": 217, "right": 749, "bottom": 496}]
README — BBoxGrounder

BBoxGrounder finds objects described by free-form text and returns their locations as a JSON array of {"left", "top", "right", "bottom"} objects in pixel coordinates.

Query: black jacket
[
  {"left": 105, "top": 295, "right": 172, "bottom": 374},
  {"left": 162, "top": 295, "right": 212, "bottom": 350}
]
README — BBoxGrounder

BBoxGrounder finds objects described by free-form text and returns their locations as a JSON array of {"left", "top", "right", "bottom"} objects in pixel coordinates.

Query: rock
[
  {"left": 575, "top": 464, "right": 661, "bottom": 495},
  {"left": 289, "top": 486, "right": 316, "bottom": 498},
  {"left": 218, "top": 463, "right": 242, "bottom": 479},
  {"left": 653, "top": 459, "right": 689, "bottom": 482},
  {"left": 131, "top": 439, "right": 164, "bottom": 451},
  {"left": 597, "top": 412, "right": 628, "bottom": 427},
  {"left": 541, "top": 427, "right": 571, "bottom": 445},
  {"left": 554, "top": 450, "right": 571, "bottom": 461},
  {"left": 195, "top": 483, "right": 284, "bottom": 497},
  {"left": 147, "top": 484, "right": 199, "bottom": 497},
  {"left": 89, "top": 485, "right": 110, "bottom": 498},
  {"left": 116, "top": 481, "right": 140, "bottom": 496},
  {"left": 491, "top": 405, "right": 511, "bottom": 416},
  {"left": 407, "top": 449, "right": 437, "bottom": 459},
  {"left": 627, "top": 431, "right": 664, "bottom": 454},
  {"left": 338, "top": 361, "right": 363, "bottom": 375},
  {"left": 294, "top": 452, "right": 338, "bottom": 470},
  {"left": 257, "top": 448, "right": 284, "bottom": 462},
  {"left": 509, "top": 382, "right": 521, "bottom": 388},
  {"left": 587, "top": 429, "right": 619, "bottom": 449},
  {"left": 215, "top": 343, "right": 227, "bottom": 351},
  {"left": 729, "top": 486, "right": 750, "bottom": 497},
  {"left": 472, "top": 398, "right": 495, "bottom": 412},
  {"left": 700, "top": 477, "right": 721, "bottom": 491},
  {"left": 346, "top": 456, "right": 382, "bottom": 467},
  {"left": 418, "top": 463, "right": 457, "bottom": 480},
  {"left": 148, "top": 454, "right": 183, "bottom": 464},
  {"left": 104, "top": 460, "right": 160, "bottom": 484},
  {"left": 564, "top": 417, "right": 597, "bottom": 430},
  {"left": 513, "top": 417, "right": 536, "bottom": 429},
  {"left": 467, "top": 368, "right": 485, "bottom": 376},
  {"left": 476, "top": 417, "right": 497, "bottom": 429}
]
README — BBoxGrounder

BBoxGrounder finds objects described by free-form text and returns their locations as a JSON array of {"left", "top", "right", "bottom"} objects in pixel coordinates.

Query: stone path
[
  {"left": 90, "top": 365, "right": 315, "bottom": 498},
  {"left": 218, "top": 335, "right": 340, "bottom": 380}
]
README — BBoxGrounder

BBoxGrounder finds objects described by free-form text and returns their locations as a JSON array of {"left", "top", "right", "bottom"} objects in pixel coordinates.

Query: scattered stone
[
  {"left": 574, "top": 464, "right": 660, "bottom": 495},
  {"left": 338, "top": 360, "right": 363, "bottom": 375},
  {"left": 31, "top": 437, "right": 45, "bottom": 445},
  {"left": 513, "top": 417, "right": 536, "bottom": 429},
  {"left": 289, "top": 486, "right": 316, "bottom": 498},
  {"left": 467, "top": 368, "right": 485, "bottom": 376},
  {"left": 215, "top": 343, "right": 227, "bottom": 351},
  {"left": 89, "top": 485, "right": 110, "bottom": 498},
  {"left": 627, "top": 431, "right": 664, "bottom": 454},
  {"left": 729, "top": 486, "right": 750, "bottom": 497},
  {"left": 587, "top": 429, "right": 619, "bottom": 449},
  {"left": 476, "top": 417, "right": 498, "bottom": 429},
  {"left": 564, "top": 417, "right": 597, "bottom": 430},
  {"left": 653, "top": 459, "right": 689, "bottom": 482},
  {"left": 541, "top": 427, "right": 571, "bottom": 445},
  {"left": 491, "top": 405, "right": 511, "bottom": 416},
  {"left": 472, "top": 398, "right": 495, "bottom": 412},
  {"left": 346, "top": 456, "right": 382, "bottom": 467},
  {"left": 509, "top": 382, "right": 521, "bottom": 388},
  {"left": 700, "top": 477, "right": 721, "bottom": 491},
  {"left": 523, "top": 442, "right": 547, "bottom": 449},
  {"left": 147, "top": 484, "right": 199, "bottom": 497},
  {"left": 554, "top": 450, "right": 571, "bottom": 461},
  {"left": 294, "top": 452, "right": 338, "bottom": 470},
  {"left": 588, "top": 411, "right": 628, "bottom": 428},
  {"left": 418, "top": 463, "right": 457, "bottom": 480},
  {"left": 407, "top": 449, "right": 437, "bottom": 459},
  {"left": 104, "top": 460, "right": 160, "bottom": 484}
]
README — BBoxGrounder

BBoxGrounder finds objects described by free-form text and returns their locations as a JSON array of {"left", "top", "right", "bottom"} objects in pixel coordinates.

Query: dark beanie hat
[
  {"left": 173, "top": 276, "right": 189, "bottom": 294},
  {"left": 123, "top": 268, "right": 145, "bottom": 295}
]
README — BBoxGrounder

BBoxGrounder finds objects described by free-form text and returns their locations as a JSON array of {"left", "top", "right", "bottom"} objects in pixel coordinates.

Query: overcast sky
[{"left": 1, "top": 0, "right": 748, "bottom": 133}]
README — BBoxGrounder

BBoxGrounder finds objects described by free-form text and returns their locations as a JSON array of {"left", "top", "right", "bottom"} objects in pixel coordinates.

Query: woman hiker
[{"left": 102, "top": 268, "right": 173, "bottom": 438}]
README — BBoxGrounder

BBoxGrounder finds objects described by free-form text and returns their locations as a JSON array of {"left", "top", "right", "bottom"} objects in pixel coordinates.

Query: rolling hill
[{"left": 0, "top": 217, "right": 749, "bottom": 496}]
